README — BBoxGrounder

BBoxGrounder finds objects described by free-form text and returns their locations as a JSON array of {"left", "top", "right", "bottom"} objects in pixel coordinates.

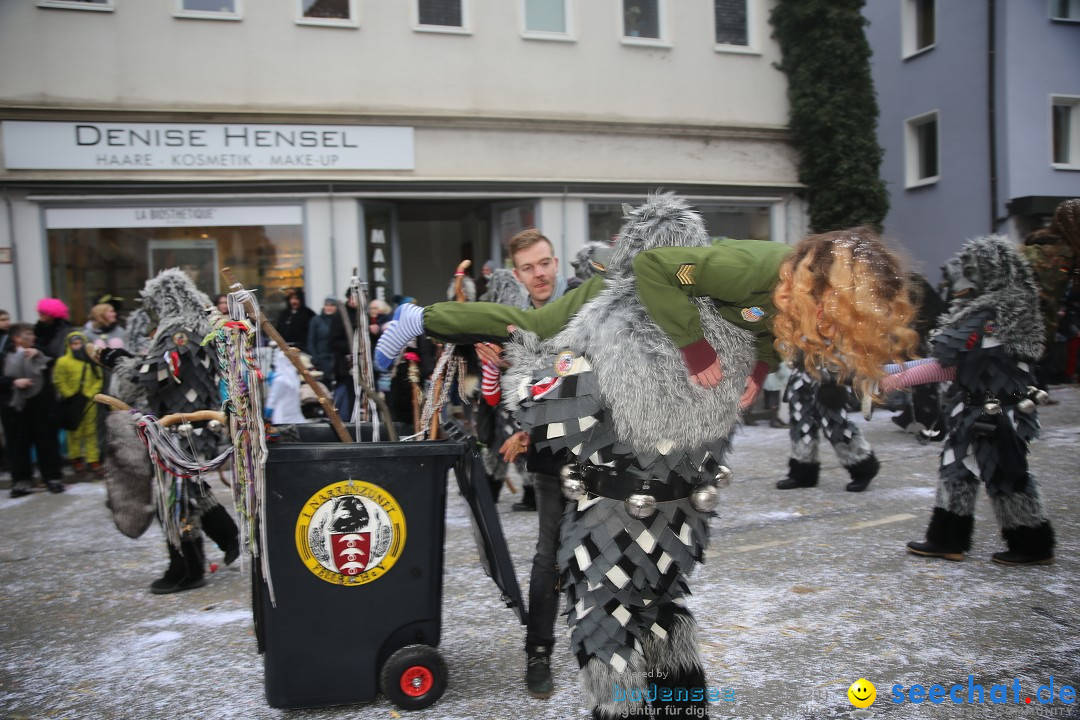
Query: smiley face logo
[{"left": 848, "top": 678, "right": 876, "bottom": 708}]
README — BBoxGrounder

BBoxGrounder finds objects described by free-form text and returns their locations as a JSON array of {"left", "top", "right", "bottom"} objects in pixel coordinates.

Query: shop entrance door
[{"left": 393, "top": 201, "right": 492, "bottom": 306}]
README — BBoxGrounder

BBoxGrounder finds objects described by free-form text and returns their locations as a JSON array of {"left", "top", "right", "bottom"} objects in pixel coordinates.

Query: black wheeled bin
[{"left": 252, "top": 420, "right": 524, "bottom": 711}]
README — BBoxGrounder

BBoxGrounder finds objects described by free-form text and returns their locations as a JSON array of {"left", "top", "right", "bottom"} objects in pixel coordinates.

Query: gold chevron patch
[{"left": 675, "top": 263, "right": 696, "bottom": 286}]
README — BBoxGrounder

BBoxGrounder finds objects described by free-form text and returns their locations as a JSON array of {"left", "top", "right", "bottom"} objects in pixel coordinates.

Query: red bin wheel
[{"left": 380, "top": 644, "right": 448, "bottom": 710}]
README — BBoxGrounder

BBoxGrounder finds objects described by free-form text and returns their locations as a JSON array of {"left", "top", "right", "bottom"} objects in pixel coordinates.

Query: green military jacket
[{"left": 423, "top": 239, "right": 792, "bottom": 369}]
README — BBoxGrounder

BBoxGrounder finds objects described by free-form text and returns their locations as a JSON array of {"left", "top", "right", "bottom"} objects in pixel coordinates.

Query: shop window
[
  {"left": 176, "top": 0, "right": 241, "bottom": 20},
  {"left": 714, "top": 0, "right": 749, "bottom": 49},
  {"left": 1050, "top": 0, "right": 1080, "bottom": 20},
  {"left": 905, "top": 111, "right": 940, "bottom": 187},
  {"left": 1053, "top": 96, "right": 1080, "bottom": 168},
  {"left": 523, "top": 0, "right": 571, "bottom": 38},
  {"left": 587, "top": 201, "right": 772, "bottom": 245},
  {"left": 622, "top": 0, "right": 665, "bottom": 43},
  {"left": 45, "top": 206, "right": 304, "bottom": 325},
  {"left": 298, "top": 0, "right": 358, "bottom": 27},
  {"left": 37, "top": 0, "right": 113, "bottom": 10},
  {"left": 416, "top": 0, "right": 469, "bottom": 32},
  {"left": 902, "top": 0, "right": 935, "bottom": 58}
]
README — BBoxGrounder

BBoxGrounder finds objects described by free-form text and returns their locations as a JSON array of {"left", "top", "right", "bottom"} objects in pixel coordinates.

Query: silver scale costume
[{"left": 501, "top": 195, "right": 751, "bottom": 719}]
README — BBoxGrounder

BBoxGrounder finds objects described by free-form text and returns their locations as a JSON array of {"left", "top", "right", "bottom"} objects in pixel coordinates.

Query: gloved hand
[
  {"left": 374, "top": 303, "right": 425, "bottom": 372},
  {"left": 98, "top": 347, "right": 134, "bottom": 369}
]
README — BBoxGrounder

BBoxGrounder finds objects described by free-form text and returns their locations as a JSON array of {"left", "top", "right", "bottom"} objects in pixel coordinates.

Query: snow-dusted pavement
[{"left": 2, "top": 385, "right": 1079, "bottom": 720}]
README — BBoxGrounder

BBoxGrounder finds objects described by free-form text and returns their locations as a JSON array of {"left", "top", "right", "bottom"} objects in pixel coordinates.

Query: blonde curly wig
[{"left": 772, "top": 228, "right": 919, "bottom": 396}]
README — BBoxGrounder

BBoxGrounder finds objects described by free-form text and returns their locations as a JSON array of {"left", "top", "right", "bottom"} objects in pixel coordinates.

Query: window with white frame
[
  {"left": 905, "top": 111, "right": 940, "bottom": 187},
  {"left": 1050, "top": 0, "right": 1080, "bottom": 20},
  {"left": 524, "top": 0, "right": 570, "bottom": 37},
  {"left": 622, "top": 0, "right": 664, "bottom": 42},
  {"left": 714, "top": 0, "right": 748, "bottom": 48},
  {"left": 176, "top": 0, "right": 241, "bottom": 20},
  {"left": 298, "top": 0, "right": 358, "bottom": 26},
  {"left": 902, "top": 0, "right": 935, "bottom": 57},
  {"left": 1052, "top": 96, "right": 1080, "bottom": 167},
  {"left": 417, "top": 0, "right": 467, "bottom": 30},
  {"left": 37, "top": 0, "right": 113, "bottom": 10}
]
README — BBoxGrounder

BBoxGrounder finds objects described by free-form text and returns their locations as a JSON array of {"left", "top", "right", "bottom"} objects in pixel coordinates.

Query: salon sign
[{"left": 1, "top": 121, "right": 414, "bottom": 171}]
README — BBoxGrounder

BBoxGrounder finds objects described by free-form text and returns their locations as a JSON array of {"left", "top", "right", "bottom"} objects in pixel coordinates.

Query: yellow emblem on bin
[{"left": 296, "top": 480, "right": 406, "bottom": 586}]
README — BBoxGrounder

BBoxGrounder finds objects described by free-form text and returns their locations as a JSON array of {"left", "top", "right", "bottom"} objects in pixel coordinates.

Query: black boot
[
  {"left": 513, "top": 485, "right": 537, "bottom": 512},
  {"left": 907, "top": 507, "right": 974, "bottom": 561},
  {"left": 776, "top": 459, "right": 819, "bottom": 490},
  {"left": 651, "top": 663, "right": 709, "bottom": 718},
  {"left": 200, "top": 504, "right": 241, "bottom": 565},
  {"left": 844, "top": 453, "right": 879, "bottom": 492},
  {"left": 150, "top": 538, "right": 207, "bottom": 594},
  {"left": 525, "top": 644, "right": 553, "bottom": 699},
  {"left": 993, "top": 522, "right": 1055, "bottom": 566}
]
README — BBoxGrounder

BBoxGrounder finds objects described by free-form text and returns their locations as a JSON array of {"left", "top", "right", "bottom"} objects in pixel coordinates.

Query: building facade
[
  {"left": 0, "top": 0, "right": 804, "bottom": 323},
  {"left": 864, "top": 0, "right": 1080, "bottom": 279}
]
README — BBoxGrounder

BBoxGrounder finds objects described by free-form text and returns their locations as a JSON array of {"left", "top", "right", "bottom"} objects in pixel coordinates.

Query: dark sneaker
[
  {"left": 991, "top": 550, "right": 1054, "bottom": 567},
  {"left": 46, "top": 480, "right": 66, "bottom": 494},
  {"left": 906, "top": 540, "right": 964, "bottom": 561},
  {"left": 525, "top": 645, "right": 553, "bottom": 699},
  {"left": 10, "top": 480, "right": 32, "bottom": 498}
]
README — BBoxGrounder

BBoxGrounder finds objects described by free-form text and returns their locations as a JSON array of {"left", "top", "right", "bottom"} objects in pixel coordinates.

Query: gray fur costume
[
  {"left": 477, "top": 269, "right": 527, "bottom": 483},
  {"left": 104, "top": 269, "right": 237, "bottom": 584},
  {"left": 502, "top": 194, "right": 752, "bottom": 718},
  {"left": 918, "top": 235, "right": 1054, "bottom": 560}
]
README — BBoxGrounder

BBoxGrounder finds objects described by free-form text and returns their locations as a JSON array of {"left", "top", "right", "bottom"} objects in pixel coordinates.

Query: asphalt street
[{"left": 2, "top": 385, "right": 1079, "bottom": 720}]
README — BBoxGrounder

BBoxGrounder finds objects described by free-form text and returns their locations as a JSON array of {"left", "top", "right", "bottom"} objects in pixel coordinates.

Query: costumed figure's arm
[
  {"left": 879, "top": 358, "right": 957, "bottom": 393},
  {"left": 374, "top": 275, "right": 605, "bottom": 371},
  {"left": 631, "top": 242, "right": 790, "bottom": 392}
]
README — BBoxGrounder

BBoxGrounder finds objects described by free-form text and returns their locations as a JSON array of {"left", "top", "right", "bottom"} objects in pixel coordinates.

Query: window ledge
[
  {"left": 522, "top": 31, "right": 575, "bottom": 43},
  {"left": 1051, "top": 163, "right": 1080, "bottom": 171},
  {"left": 414, "top": 25, "right": 472, "bottom": 35},
  {"left": 714, "top": 44, "right": 760, "bottom": 56},
  {"left": 174, "top": 11, "right": 241, "bottom": 21},
  {"left": 1049, "top": 16, "right": 1080, "bottom": 23},
  {"left": 37, "top": 1, "right": 113, "bottom": 10},
  {"left": 621, "top": 37, "right": 671, "bottom": 49},
  {"left": 902, "top": 44, "right": 935, "bottom": 61},
  {"left": 296, "top": 18, "right": 359, "bottom": 28},
  {"left": 906, "top": 176, "right": 940, "bottom": 189}
]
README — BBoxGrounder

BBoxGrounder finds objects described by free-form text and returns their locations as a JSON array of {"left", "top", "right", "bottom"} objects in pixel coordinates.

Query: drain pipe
[
  {"left": 2, "top": 188, "right": 23, "bottom": 320},
  {"left": 987, "top": 0, "right": 1000, "bottom": 233}
]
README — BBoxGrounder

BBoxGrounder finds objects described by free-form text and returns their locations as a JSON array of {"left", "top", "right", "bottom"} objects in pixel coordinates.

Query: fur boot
[
  {"left": 581, "top": 655, "right": 649, "bottom": 719},
  {"left": 200, "top": 503, "right": 241, "bottom": 566},
  {"left": 844, "top": 453, "right": 880, "bottom": 492},
  {"left": 993, "top": 522, "right": 1055, "bottom": 566},
  {"left": 150, "top": 537, "right": 207, "bottom": 594},
  {"left": 907, "top": 507, "right": 974, "bottom": 560},
  {"left": 776, "top": 458, "right": 819, "bottom": 490},
  {"left": 645, "top": 611, "right": 709, "bottom": 719}
]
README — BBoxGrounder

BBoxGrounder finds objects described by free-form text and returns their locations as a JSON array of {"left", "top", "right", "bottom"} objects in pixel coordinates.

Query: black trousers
[{"left": 0, "top": 393, "right": 63, "bottom": 482}]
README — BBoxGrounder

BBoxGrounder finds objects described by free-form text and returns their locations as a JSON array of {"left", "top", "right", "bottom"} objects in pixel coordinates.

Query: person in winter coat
[
  {"left": 54, "top": 330, "right": 105, "bottom": 475},
  {"left": 274, "top": 288, "right": 316, "bottom": 354},
  {"left": 83, "top": 303, "right": 127, "bottom": 351},
  {"left": 266, "top": 346, "right": 308, "bottom": 424},
  {"left": 34, "top": 297, "right": 73, "bottom": 362},
  {"left": 306, "top": 296, "right": 340, "bottom": 388}
]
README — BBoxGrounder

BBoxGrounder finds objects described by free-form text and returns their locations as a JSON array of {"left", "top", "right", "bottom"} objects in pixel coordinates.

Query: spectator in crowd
[
  {"left": 275, "top": 288, "right": 315, "bottom": 354},
  {"left": 330, "top": 293, "right": 361, "bottom": 421},
  {"left": 83, "top": 303, "right": 126, "bottom": 351},
  {"left": 307, "top": 296, "right": 340, "bottom": 387},
  {"left": 54, "top": 330, "right": 104, "bottom": 476},
  {"left": 213, "top": 294, "right": 230, "bottom": 315},
  {"left": 0, "top": 309, "right": 10, "bottom": 355},
  {"left": 1, "top": 323, "right": 65, "bottom": 496},
  {"left": 34, "top": 298, "right": 72, "bottom": 361},
  {"left": 266, "top": 345, "right": 308, "bottom": 424}
]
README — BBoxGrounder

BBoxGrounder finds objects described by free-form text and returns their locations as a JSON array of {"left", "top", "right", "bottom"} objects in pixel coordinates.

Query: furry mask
[
  {"left": 503, "top": 192, "right": 753, "bottom": 454},
  {"left": 935, "top": 235, "right": 1044, "bottom": 360},
  {"left": 481, "top": 268, "right": 527, "bottom": 307},
  {"left": 139, "top": 268, "right": 212, "bottom": 328},
  {"left": 571, "top": 242, "right": 612, "bottom": 281}
]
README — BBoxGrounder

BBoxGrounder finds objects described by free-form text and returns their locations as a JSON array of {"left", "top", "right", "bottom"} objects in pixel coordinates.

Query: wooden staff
[
  {"left": 93, "top": 393, "right": 226, "bottom": 427},
  {"left": 428, "top": 259, "right": 471, "bottom": 439},
  {"left": 408, "top": 356, "right": 423, "bottom": 434},
  {"left": 221, "top": 268, "right": 353, "bottom": 443}
]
